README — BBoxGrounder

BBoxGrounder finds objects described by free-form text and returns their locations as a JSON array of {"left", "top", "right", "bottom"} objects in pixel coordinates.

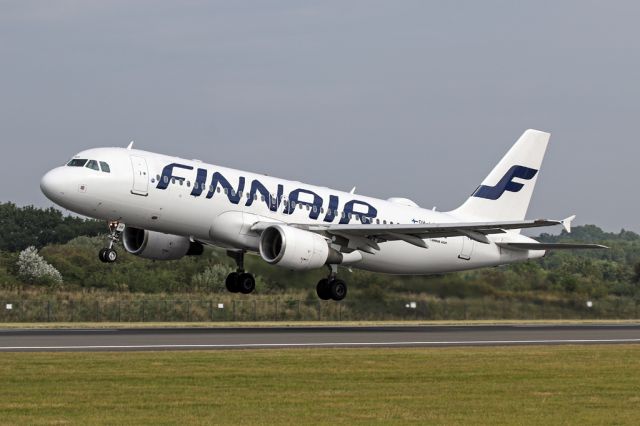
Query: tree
[
  {"left": 16, "top": 246, "right": 63, "bottom": 287},
  {"left": 0, "top": 203, "right": 105, "bottom": 251}
]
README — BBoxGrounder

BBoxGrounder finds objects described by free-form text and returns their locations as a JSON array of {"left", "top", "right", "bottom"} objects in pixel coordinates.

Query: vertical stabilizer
[{"left": 451, "top": 129, "right": 550, "bottom": 223}]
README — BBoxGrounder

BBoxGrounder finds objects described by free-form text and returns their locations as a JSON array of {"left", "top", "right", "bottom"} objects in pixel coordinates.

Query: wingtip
[{"left": 562, "top": 215, "right": 576, "bottom": 233}]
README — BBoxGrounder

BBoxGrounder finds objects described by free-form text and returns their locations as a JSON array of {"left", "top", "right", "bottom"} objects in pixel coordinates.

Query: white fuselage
[{"left": 40, "top": 147, "right": 542, "bottom": 275}]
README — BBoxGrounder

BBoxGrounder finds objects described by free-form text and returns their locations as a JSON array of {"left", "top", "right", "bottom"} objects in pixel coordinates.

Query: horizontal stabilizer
[{"left": 496, "top": 242, "right": 608, "bottom": 251}]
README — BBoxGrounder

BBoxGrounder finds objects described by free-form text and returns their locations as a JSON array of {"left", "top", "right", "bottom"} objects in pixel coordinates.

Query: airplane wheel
[
  {"left": 238, "top": 273, "right": 256, "bottom": 294},
  {"left": 98, "top": 249, "right": 108, "bottom": 263},
  {"left": 105, "top": 249, "right": 118, "bottom": 263},
  {"left": 316, "top": 278, "right": 331, "bottom": 300},
  {"left": 225, "top": 272, "right": 240, "bottom": 293},
  {"left": 329, "top": 279, "right": 347, "bottom": 301}
]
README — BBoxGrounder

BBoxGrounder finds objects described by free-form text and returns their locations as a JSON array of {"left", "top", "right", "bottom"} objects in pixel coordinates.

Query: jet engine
[
  {"left": 122, "top": 227, "right": 204, "bottom": 260},
  {"left": 259, "top": 224, "right": 341, "bottom": 270}
]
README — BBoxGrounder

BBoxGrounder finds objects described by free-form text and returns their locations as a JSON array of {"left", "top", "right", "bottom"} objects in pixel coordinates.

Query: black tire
[
  {"left": 225, "top": 272, "right": 240, "bottom": 293},
  {"left": 316, "top": 278, "right": 331, "bottom": 300},
  {"left": 329, "top": 279, "right": 347, "bottom": 301},
  {"left": 105, "top": 249, "right": 117, "bottom": 263},
  {"left": 238, "top": 273, "right": 256, "bottom": 294},
  {"left": 98, "top": 249, "right": 107, "bottom": 263}
]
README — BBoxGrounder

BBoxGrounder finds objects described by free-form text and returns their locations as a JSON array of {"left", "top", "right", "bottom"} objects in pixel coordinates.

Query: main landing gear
[
  {"left": 225, "top": 250, "right": 256, "bottom": 294},
  {"left": 99, "top": 221, "right": 124, "bottom": 264},
  {"left": 316, "top": 265, "right": 347, "bottom": 301}
]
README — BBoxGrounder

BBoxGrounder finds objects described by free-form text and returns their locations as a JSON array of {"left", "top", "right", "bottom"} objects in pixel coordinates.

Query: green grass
[{"left": 0, "top": 346, "right": 638, "bottom": 424}]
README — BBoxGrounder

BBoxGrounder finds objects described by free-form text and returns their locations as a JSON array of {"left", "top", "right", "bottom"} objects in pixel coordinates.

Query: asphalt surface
[{"left": 0, "top": 324, "right": 639, "bottom": 352}]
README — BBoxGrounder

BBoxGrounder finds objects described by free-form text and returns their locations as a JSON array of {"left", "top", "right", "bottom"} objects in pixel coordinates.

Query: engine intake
[
  {"left": 122, "top": 227, "right": 203, "bottom": 260},
  {"left": 259, "top": 224, "right": 340, "bottom": 270}
]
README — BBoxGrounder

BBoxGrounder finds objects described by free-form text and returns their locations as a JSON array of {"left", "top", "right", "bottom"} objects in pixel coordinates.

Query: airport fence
[{"left": 0, "top": 296, "right": 638, "bottom": 322}]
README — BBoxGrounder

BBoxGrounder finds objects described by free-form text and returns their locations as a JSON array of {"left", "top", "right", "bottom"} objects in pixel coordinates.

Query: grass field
[{"left": 0, "top": 345, "right": 639, "bottom": 424}]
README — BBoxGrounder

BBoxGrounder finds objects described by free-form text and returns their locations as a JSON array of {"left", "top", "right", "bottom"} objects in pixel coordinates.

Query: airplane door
[
  {"left": 458, "top": 237, "right": 474, "bottom": 260},
  {"left": 130, "top": 156, "right": 149, "bottom": 196}
]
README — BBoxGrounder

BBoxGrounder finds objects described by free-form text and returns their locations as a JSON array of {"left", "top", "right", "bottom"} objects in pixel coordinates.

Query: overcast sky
[{"left": 1, "top": 1, "right": 638, "bottom": 232}]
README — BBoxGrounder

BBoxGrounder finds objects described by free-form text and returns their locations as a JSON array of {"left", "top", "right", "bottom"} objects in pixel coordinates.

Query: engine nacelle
[
  {"left": 122, "top": 227, "right": 203, "bottom": 260},
  {"left": 259, "top": 224, "right": 338, "bottom": 271}
]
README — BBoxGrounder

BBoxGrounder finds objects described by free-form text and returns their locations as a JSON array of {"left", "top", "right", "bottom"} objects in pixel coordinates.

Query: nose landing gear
[{"left": 99, "top": 222, "right": 124, "bottom": 264}]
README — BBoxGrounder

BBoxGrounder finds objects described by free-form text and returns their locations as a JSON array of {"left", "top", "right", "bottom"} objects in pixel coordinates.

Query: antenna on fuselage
[
  {"left": 126, "top": 141, "right": 134, "bottom": 150},
  {"left": 349, "top": 186, "right": 356, "bottom": 194}
]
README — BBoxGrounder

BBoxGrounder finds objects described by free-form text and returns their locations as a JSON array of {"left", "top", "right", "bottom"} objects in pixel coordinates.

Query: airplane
[{"left": 40, "top": 129, "right": 606, "bottom": 301}]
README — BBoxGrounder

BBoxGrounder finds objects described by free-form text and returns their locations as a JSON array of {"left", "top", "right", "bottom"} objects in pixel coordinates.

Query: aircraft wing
[{"left": 252, "top": 217, "right": 577, "bottom": 253}]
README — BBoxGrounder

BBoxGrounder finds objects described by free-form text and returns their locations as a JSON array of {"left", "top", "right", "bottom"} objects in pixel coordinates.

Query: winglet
[
  {"left": 126, "top": 141, "right": 134, "bottom": 150},
  {"left": 562, "top": 215, "right": 576, "bottom": 233}
]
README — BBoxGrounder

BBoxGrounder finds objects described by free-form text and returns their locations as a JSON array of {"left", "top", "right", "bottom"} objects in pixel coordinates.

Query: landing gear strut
[
  {"left": 225, "top": 250, "right": 256, "bottom": 294},
  {"left": 99, "top": 221, "right": 124, "bottom": 264},
  {"left": 316, "top": 265, "right": 347, "bottom": 301}
]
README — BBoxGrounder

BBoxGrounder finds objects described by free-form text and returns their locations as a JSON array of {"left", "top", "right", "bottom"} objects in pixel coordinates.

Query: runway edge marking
[{"left": 2, "top": 338, "right": 640, "bottom": 350}]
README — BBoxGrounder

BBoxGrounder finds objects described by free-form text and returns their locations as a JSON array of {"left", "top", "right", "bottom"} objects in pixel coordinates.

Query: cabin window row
[{"left": 153, "top": 174, "right": 397, "bottom": 224}]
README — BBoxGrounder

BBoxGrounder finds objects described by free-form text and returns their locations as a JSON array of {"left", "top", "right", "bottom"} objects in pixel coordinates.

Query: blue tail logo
[{"left": 472, "top": 165, "right": 538, "bottom": 200}]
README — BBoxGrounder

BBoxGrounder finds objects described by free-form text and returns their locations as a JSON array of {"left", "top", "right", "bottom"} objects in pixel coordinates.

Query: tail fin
[{"left": 451, "top": 129, "right": 550, "bottom": 222}]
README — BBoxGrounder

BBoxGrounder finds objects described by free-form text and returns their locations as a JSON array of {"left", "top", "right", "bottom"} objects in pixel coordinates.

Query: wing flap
[{"left": 496, "top": 242, "right": 608, "bottom": 251}]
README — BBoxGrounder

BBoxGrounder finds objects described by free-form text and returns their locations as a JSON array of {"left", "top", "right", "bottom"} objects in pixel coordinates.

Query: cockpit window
[
  {"left": 99, "top": 161, "right": 111, "bottom": 173},
  {"left": 67, "top": 159, "right": 88, "bottom": 167},
  {"left": 86, "top": 160, "right": 100, "bottom": 171}
]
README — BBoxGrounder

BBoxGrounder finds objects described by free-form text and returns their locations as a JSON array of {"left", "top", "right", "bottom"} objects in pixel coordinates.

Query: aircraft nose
[{"left": 40, "top": 168, "right": 67, "bottom": 202}]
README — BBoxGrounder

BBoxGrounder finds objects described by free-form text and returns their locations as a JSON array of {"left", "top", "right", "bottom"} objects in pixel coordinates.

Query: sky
[{"left": 0, "top": 1, "right": 638, "bottom": 232}]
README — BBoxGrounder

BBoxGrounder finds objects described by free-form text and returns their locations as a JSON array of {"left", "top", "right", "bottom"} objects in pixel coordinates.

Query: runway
[{"left": 0, "top": 324, "right": 639, "bottom": 352}]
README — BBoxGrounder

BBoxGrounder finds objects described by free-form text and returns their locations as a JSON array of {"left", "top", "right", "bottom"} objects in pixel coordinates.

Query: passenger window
[
  {"left": 217, "top": 187, "right": 221, "bottom": 193},
  {"left": 171, "top": 178, "right": 176, "bottom": 184},
  {"left": 164, "top": 176, "right": 169, "bottom": 183},
  {"left": 156, "top": 174, "right": 161, "bottom": 181},
  {"left": 86, "top": 160, "right": 100, "bottom": 171},
  {"left": 186, "top": 181, "right": 191, "bottom": 187},
  {"left": 376, "top": 219, "right": 380, "bottom": 224},
  {"left": 383, "top": 220, "right": 387, "bottom": 224},
  {"left": 312, "top": 206, "right": 317, "bottom": 213},
  {"left": 67, "top": 159, "right": 88, "bottom": 167},
  {"left": 320, "top": 208, "right": 324, "bottom": 214}
]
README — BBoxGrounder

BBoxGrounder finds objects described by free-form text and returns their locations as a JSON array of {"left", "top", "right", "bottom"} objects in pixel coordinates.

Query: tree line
[
  {"left": 0, "top": 202, "right": 105, "bottom": 251},
  {"left": 0, "top": 202, "right": 639, "bottom": 304}
]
